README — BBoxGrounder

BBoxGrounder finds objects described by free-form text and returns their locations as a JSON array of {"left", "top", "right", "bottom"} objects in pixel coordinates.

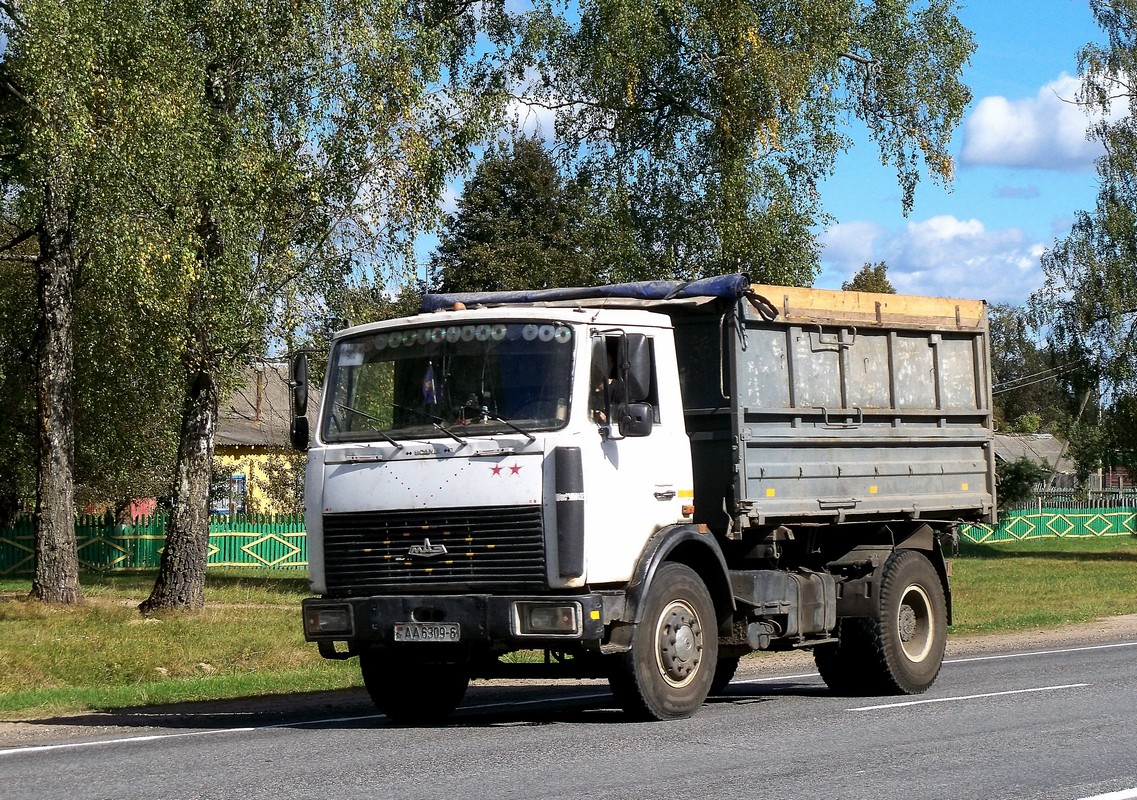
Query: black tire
[
  {"left": 607, "top": 562, "right": 718, "bottom": 720},
  {"left": 359, "top": 653, "right": 470, "bottom": 724},
  {"left": 814, "top": 550, "right": 947, "bottom": 696},
  {"left": 814, "top": 618, "right": 880, "bottom": 695},
  {"left": 710, "top": 655, "right": 740, "bottom": 696}
]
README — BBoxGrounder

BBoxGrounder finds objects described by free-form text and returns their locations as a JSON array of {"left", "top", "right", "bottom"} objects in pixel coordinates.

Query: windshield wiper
[
  {"left": 460, "top": 404, "right": 536, "bottom": 443},
  {"left": 392, "top": 403, "right": 468, "bottom": 447},
  {"left": 333, "top": 403, "right": 404, "bottom": 452}
]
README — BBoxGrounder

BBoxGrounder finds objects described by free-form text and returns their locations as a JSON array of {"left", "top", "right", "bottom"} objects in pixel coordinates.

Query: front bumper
[{"left": 303, "top": 593, "right": 612, "bottom": 655}]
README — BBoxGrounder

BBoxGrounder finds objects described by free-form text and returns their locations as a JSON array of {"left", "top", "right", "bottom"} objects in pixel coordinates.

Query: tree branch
[{"left": 0, "top": 226, "right": 36, "bottom": 253}]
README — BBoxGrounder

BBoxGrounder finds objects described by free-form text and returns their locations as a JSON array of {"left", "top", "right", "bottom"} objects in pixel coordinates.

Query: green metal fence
[
  {"left": 4, "top": 502, "right": 1136, "bottom": 575},
  {"left": 0, "top": 514, "right": 307, "bottom": 576},
  {"left": 960, "top": 507, "right": 1137, "bottom": 543}
]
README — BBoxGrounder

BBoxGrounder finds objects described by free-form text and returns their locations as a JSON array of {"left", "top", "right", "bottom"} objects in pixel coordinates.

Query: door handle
[{"left": 654, "top": 489, "right": 677, "bottom": 501}]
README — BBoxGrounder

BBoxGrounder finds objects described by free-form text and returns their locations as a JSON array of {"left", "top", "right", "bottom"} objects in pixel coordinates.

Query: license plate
[{"left": 393, "top": 622, "right": 461, "bottom": 642}]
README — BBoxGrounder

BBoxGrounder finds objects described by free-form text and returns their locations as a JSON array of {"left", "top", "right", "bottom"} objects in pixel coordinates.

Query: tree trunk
[
  {"left": 30, "top": 174, "right": 82, "bottom": 605},
  {"left": 139, "top": 365, "right": 218, "bottom": 613}
]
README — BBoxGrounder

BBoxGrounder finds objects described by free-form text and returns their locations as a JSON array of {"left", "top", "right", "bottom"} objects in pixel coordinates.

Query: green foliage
[
  {"left": 841, "top": 261, "right": 895, "bottom": 293},
  {"left": 0, "top": 260, "right": 36, "bottom": 524},
  {"left": 430, "top": 135, "right": 598, "bottom": 292},
  {"left": 524, "top": 0, "right": 974, "bottom": 283},
  {"left": 1003, "top": 412, "right": 1042, "bottom": 435},
  {"left": 989, "top": 303, "right": 1081, "bottom": 434},
  {"left": 1030, "top": 1, "right": 1137, "bottom": 476},
  {"left": 996, "top": 456, "right": 1048, "bottom": 507}
]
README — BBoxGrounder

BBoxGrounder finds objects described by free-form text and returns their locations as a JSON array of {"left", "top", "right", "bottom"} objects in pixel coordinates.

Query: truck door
[{"left": 584, "top": 332, "right": 692, "bottom": 584}]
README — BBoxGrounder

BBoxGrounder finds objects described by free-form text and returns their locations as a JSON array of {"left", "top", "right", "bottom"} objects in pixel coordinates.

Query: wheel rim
[
  {"left": 654, "top": 599, "right": 703, "bottom": 687},
  {"left": 896, "top": 583, "right": 935, "bottom": 663}
]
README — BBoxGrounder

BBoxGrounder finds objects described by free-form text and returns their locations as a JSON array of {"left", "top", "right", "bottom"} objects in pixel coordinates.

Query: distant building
[
  {"left": 992, "top": 433, "right": 1076, "bottom": 489},
  {"left": 214, "top": 363, "right": 310, "bottom": 515}
]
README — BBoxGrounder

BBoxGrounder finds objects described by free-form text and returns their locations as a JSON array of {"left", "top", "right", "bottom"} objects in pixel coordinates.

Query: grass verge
[{"left": 2, "top": 537, "right": 1136, "bottom": 719}]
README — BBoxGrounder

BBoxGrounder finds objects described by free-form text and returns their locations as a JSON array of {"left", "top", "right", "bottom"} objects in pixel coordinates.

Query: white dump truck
[{"left": 295, "top": 275, "right": 995, "bottom": 721}]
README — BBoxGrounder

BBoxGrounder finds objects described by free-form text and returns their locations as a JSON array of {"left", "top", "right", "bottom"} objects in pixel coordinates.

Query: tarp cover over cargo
[{"left": 419, "top": 274, "right": 753, "bottom": 312}]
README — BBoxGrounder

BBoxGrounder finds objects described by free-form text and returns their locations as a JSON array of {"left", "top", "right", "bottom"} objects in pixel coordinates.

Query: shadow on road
[{"left": 11, "top": 677, "right": 835, "bottom": 734}]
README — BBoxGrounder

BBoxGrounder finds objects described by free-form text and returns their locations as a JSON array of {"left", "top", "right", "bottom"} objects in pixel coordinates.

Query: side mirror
[
  {"left": 290, "top": 353, "right": 310, "bottom": 451},
  {"left": 290, "top": 416, "right": 310, "bottom": 451},
  {"left": 291, "top": 352, "right": 309, "bottom": 416},
  {"left": 618, "top": 402, "right": 653, "bottom": 438}
]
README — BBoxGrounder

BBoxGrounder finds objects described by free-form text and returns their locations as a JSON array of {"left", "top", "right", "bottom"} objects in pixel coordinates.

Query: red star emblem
[
  {"left": 509, "top": 463, "right": 522, "bottom": 475},
  {"left": 490, "top": 465, "right": 503, "bottom": 476}
]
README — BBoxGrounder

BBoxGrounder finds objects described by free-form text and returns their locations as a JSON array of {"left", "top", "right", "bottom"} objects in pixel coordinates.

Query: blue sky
[
  {"left": 817, "top": 0, "right": 1108, "bottom": 304},
  {"left": 431, "top": 1, "right": 1109, "bottom": 307}
]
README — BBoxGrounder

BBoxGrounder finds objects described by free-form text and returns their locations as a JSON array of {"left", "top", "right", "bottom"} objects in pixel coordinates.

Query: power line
[{"left": 993, "top": 362, "right": 1080, "bottom": 395}]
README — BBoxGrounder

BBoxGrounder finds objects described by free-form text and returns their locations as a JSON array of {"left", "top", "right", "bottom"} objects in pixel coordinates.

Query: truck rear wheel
[
  {"left": 359, "top": 653, "right": 470, "bottom": 724},
  {"left": 815, "top": 549, "right": 946, "bottom": 695},
  {"left": 607, "top": 562, "right": 718, "bottom": 720}
]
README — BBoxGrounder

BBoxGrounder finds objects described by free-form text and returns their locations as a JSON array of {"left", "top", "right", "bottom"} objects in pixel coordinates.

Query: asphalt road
[{"left": 3, "top": 637, "right": 1137, "bottom": 800}]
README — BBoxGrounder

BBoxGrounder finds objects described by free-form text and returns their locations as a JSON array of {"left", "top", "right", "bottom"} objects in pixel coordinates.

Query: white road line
[
  {"left": 0, "top": 727, "right": 258, "bottom": 757},
  {"left": 1076, "top": 788, "right": 1137, "bottom": 800},
  {"left": 848, "top": 683, "right": 1090, "bottom": 712},
  {"left": 736, "top": 672, "right": 821, "bottom": 684},
  {"left": 945, "top": 640, "right": 1137, "bottom": 665},
  {"left": 0, "top": 712, "right": 393, "bottom": 758},
  {"left": 465, "top": 692, "right": 610, "bottom": 712}
]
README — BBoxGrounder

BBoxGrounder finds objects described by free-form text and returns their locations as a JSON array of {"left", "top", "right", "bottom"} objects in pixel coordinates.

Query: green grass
[
  {"left": 2, "top": 537, "right": 1137, "bottom": 719},
  {"left": 949, "top": 535, "right": 1137, "bottom": 634},
  {"left": 0, "top": 569, "right": 360, "bottom": 720}
]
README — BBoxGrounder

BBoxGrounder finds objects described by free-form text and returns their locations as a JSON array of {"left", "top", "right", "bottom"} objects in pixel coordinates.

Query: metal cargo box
[{"left": 676, "top": 285, "right": 996, "bottom": 530}]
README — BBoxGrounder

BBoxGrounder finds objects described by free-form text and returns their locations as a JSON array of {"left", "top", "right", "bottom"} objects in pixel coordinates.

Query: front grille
[{"left": 322, "top": 505, "right": 547, "bottom": 595}]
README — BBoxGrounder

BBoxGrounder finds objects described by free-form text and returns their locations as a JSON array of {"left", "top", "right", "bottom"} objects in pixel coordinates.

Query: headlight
[
  {"left": 304, "top": 604, "right": 354, "bottom": 637},
  {"left": 513, "top": 602, "right": 582, "bottom": 636}
]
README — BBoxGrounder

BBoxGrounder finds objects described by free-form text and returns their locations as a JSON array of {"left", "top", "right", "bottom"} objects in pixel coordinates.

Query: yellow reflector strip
[
  {"left": 961, "top": 483, "right": 969, "bottom": 491},
  {"left": 869, "top": 486, "right": 878, "bottom": 494},
  {"left": 678, "top": 489, "right": 694, "bottom": 498},
  {"left": 590, "top": 610, "right": 601, "bottom": 620},
  {"left": 766, "top": 488, "right": 776, "bottom": 497}
]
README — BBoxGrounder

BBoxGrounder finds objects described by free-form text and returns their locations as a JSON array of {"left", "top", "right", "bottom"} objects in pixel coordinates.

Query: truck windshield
[{"left": 322, "top": 321, "right": 575, "bottom": 443}]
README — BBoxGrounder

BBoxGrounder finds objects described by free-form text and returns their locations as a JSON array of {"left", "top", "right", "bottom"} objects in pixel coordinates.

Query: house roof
[
  {"left": 216, "top": 363, "right": 300, "bottom": 449},
  {"left": 992, "top": 433, "right": 1075, "bottom": 474}
]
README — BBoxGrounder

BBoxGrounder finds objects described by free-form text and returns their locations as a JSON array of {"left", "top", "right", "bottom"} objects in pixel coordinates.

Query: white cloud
[
  {"left": 960, "top": 73, "right": 1113, "bottom": 171},
  {"left": 820, "top": 215, "right": 1046, "bottom": 305},
  {"left": 504, "top": 67, "right": 558, "bottom": 140}
]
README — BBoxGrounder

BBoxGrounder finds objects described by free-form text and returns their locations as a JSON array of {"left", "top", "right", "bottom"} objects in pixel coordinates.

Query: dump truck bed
[{"left": 675, "top": 284, "right": 996, "bottom": 529}]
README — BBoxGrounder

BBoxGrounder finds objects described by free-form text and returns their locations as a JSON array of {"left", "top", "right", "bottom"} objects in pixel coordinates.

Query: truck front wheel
[
  {"left": 815, "top": 549, "right": 946, "bottom": 695},
  {"left": 359, "top": 652, "right": 470, "bottom": 724},
  {"left": 607, "top": 562, "right": 718, "bottom": 720}
]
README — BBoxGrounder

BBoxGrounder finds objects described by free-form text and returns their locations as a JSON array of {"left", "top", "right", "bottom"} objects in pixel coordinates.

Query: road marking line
[
  {"left": 0, "top": 711, "right": 396, "bottom": 758},
  {"left": 736, "top": 672, "right": 820, "bottom": 684},
  {"left": 0, "top": 727, "right": 258, "bottom": 757},
  {"left": 848, "top": 683, "right": 1090, "bottom": 712},
  {"left": 465, "top": 692, "right": 610, "bottom": 712},
  {"left": 945, "top": 640, "right": 1137, "bottom": 665},
  {"left": 1076, "top": 788, "right": 1137, "bottom": 800}
]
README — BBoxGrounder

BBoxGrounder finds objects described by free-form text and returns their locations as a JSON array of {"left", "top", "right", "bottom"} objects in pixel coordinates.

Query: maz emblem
[{"left": 408, "top": 538, "right": 448, "bottom": 558}]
